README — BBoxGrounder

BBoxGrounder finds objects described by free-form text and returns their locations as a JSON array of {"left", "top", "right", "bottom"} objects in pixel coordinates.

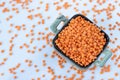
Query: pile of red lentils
[
  {"left": 0, "top": 0, "right": 120, "bottom": 80},
  {"left": 55, "top": 16, "right": 106, "bottom": 66}
]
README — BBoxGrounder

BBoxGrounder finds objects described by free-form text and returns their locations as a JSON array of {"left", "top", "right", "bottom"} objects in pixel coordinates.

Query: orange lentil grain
[
  {"left": 27, "top": 15, "right": 33, "bottom": 20},
  {"left": 26, "top": 34, "right": 29, "bottom": 37},
  {"left": 38, "top": 21, "right": 41, "bottom": 24},
  {"left": 45, "top": 27, "right": 48, "bottom": 31},
  {"left": 38, "top": 32, "right": 41, "bottom": 35},
  {"left": 22, "top": 27, "right": 26, "bottom": 30},
  {"left": 53, "top": 2, "right": 59, "bottom": 5},
  {"left": 118, "top": 64, "right": 120, "bottom": 68},
  {"left": 25, "top": 0, "right": 28, "bottom": 4},
  {"left": 42, "top": 19, "right": 45, "bottom": 24},
  {"left": 51, "top": 55, "right": 55, "bottom": 58},
  {"left": 36, "top": 69, "right": 39, "bottom": 72},
  {"left": 34, "top": 64, "right": 37, "bottom": 68},
  {"left": 49, "top": 44, "right": 53, "bottom": 47},
  {"left": 2, "top": 8, "right": 10, "bottom": 13},
  {"left": 0, "top": 2, "right": 5, "bottom": 7},
  {"left": 41, "top": 32, "right": 45, "bottom": 35},
  {"left": 21, "top": 70, "right": 24, "bottom": 73},
  {"left": 44, "top": 54, "right": 48, "bottom": 57},
  {"left": 45, "top": 3, "right": 49, "bottom": 11},
  {"left": 37, "top": 37, "right": 40, "bottom": 41},
  {"left": 14, "top": 34, "right": 18, "bottom": 37},
  {"left": 63, "top": 2, "right": 71, "bottom": 9},
  {"left": 1, "top": 50, "right": 5, "bottom": 53},
  {"left": 31, "top": 78, "right": 35, "bottom": 80},
  {"left": 16, "top": 0, "right": 21, "bottom": 3},
  {"left": 28, "top": 63, "right": 32, "bottom": 67},
  {"left": 31, "top": 33, "right": 34, "bottom": 36},
  {"left": 9, "top": 15, "right": 13, "bottom": 19},
  {"left": 42, "top": 37, "right": 45, "bottom": 40},
  {"left": 37, "top": 78, "right": 41, "bottom": 80},
  {"left": 6, "top": 18, "right": 9, "bottom": 21},
  {"left": 63, "top": 76, "right": 66, "bottom": 79},
  {"left": 109, "top": 24, "right": 112, "bottom": 27},
  {"left": 38, "top": 48, "right": 41, "bottom": 52},
  {"left": 8, "top": 30, "right": 12, "bottom": 33},
  {"left": 101, "top": 18, "right": 104, "bottom": 22},
  {"left": 57, "top": 75, "right": 61, "bottom": 79},
  {"left": 22, "top": 24, "right": 25, "bottom": 27},
  {"left": 10, "top": 23, "right": 13, "bottom": 27},
  {"left": 91, "top": 76, "right": 94, "bottom": 79},
  {"left": 3, "top": 58, "right": 7, "bottom": 61},
  {"left": 83, "top": 3, "right": 87, "bottom": 6},
  {"left": 33, "top": 46, "right": 36, "bottom": 49},
  {"left": 110, "top": 33, "right": 113, "bottom": 36},
  {"left": 0, "top": 73, "right": 4, "bottom": 76},
  {"left": 36, "top": 7, "right": 40, "bottom": 10},
  {"left": 25, "top": 59, "right": 28, "bottom": 63},
  {"left": 56, "top": 6, "right": 62, "bottom": 11},
  {"left": 42, "top": 45, "right": 46, "bottom": 48},
  {"left": 0, "top": 42, "right": 2, "bottom": 45},
  {"left": 111, "top": 54, "right": 117, "bottom": 60},
  {"left": 9, "top": 52, "right": 13, "bottom": 56},
  {"left": 114, "top": 72, "right": 118, "bottom": 76},
  {"left": 108, "top": 78, "right": 114, "bottom": 80},
  {"left": 47, "top": 16, "right": 50, "bottom": 19},
  {"left": 16, "top": 10, "right": 19, "bottom": 13},
  {"left": 19, "top": 46, "right": 23, "bottom": 49},
  {"left": 27, "top": 50, "right": 31, "bottom": 53},
  {"left": 42, "top": 74, "right": 45, "bottom": 77},
  {"left": 29, "top": 60, "right": 32, "bottom": 63},
  {"left": 13, "top": 76, "right": 17, "bottom": 79}
]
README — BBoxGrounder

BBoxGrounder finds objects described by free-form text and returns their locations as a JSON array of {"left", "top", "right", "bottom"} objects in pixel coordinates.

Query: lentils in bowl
[{"left": 55, "top": 16, "right": 106, "bottom": 67}]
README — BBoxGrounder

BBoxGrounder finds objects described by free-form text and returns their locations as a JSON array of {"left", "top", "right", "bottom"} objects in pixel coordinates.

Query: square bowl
[{"left": 50, "top": 14, "right": 112, "bottom": 69}]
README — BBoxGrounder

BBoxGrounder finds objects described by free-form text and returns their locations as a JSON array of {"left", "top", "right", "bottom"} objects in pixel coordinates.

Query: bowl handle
[
  {"left": 50, "top": 15, "right": 68, "bottom": 34},
  {"left": 94, "top": 49, "right": 112, "bottom": 67}
]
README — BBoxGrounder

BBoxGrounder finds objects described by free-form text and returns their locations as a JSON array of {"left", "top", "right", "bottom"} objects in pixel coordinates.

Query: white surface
[{"left": 0, "top": 0, "right": 120, "bottom": 80}]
